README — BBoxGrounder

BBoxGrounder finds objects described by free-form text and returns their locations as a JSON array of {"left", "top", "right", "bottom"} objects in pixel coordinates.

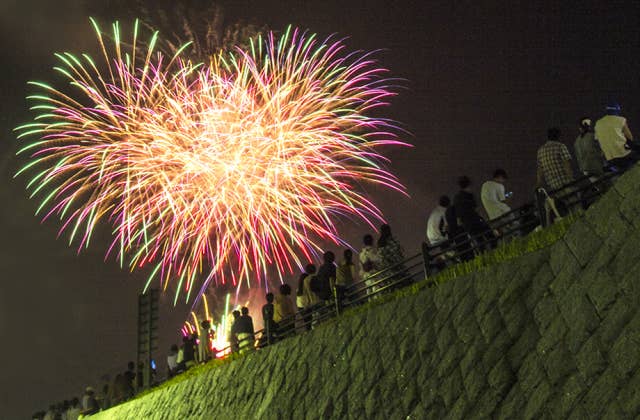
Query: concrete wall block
[
  {"left": 487, "top": 356, "right": 516, "bottom": 397},
  {"left": 494, "top": 384, "right": 526, "bottom": 420},
  {"left": 546, "top": 374, "right": 587, "bottom": 419},
  {"left": 575, "top": 334, "right": 608, "bottom": 385},
  {"left": 548, "top": 256, "right": 581, "bottom": 297},
  {"left": 620, "top": 192, "right": 640, "bottom": 229},
  {"left": 480, "top": 330, "right": 512, "bottom": 372},
  {"left": 549, "top": 240, "right": 577, "bottom": 276},
  {"left": 521, "top": 379, "right": 551, "bottom": 420},
  {"left": 578, "top": 368, "right": 621, "bottom": 419},
  {"left": 609, "top": 310, "right": 640, "bottom": 380},
  {"left": 462, "top": 365, "right": 487, "bottom": 404},
  {"left": 438, "top": 369, "right": 463, "bottom": 409},
  {"left": 609, "top": 229, "right": 640, "bottom": 279},
  {"left": 467, "top": 388, "right": 500, "bottom": 419},
  {"left": 562, "top": 220, "right": 602, "bottom": 267},
  {"left": 525, "top": 263, "right": 554, "bottom": 310},
  {"left": 459, "top": 338, "right": 488, "bottom": 379},
  {"left": 474, "top": 269, "right": 503, "bottom": 306},
  {"left": 584, "top": 186, "right": 624, "bottom": 238},
  {"left": 436, "top": 342, "right": 465, "bottom": 378},
  {"left": 615, "top": 367, "right": 640, "bottom": 417},
  {"left": 542, "top": 343, "right": 577, "bottom": 385},
  {"left": 451, "top": 291, "right": 477, "bottom": 331},
  {"left": 446, "top": 395, "right": 469, "bottom": 420},
  {"left": 517, "top": 353, "right": 545, "bottom": 393},
  {"left": 533, "top": 294, "right": 560, "bottom": 332},
  {"left": 584, "top": 269, "right": 619, "bottom": 318},
  {"left": 479, "top": 306, "right": 504, "bottom": 343},
  {"left": 612, "top": 164, "right": 640, "bottom": 197},
  {"left": 507, "top": 323, "right": 540, "bottom": 370},
  {"left": 596, "top": 294, "right": 637, "bottom": 347},
  {"left": 499, "top": 297, "right": 529, "bottom": 339},
  {"left": 557, "top": 283, "right": 601, "bottom": 351}
]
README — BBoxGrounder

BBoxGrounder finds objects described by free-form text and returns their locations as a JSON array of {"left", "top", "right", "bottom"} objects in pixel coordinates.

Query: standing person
[
  {"left": 123, "top": 362, "right": 136, "bottom": 399},
  {"left": 334, "top": 249, "right": 356, "bottom": 307},
  {"left": 166, "top": 344, "right": 179, "bottom": 377},
  {"left": 595, "top": 103, "right": 638, "bottom": 170},
  {"left": 359, "top": 234, "right": 381, "bottom": 297},
  {"left": 66, "top": 398, "right": 81, "bottom": 420},
  {"left": 81, "top": 387, "right": 99, "bottom": 416},
  {"left": 296, "top": 264, "right": 316, "bottom": 331},
  {"left": 311, "top": 251, "right": 336, "bottom": 303},
  {"left": 454, "top": 176, "right": 496, "bottom": 258},
  {"left": 198, "top": 320, "right": 212, "bottom": 363},
  {"left": 426, "top": 195, "right": 450, "bottom": 246},
  {"left": 377, "top": 224, "right": 407, "bottom": 289},
  {"left": 481, "top": 169, "right": 512, "bottom": 221},
  {"left": 236, "top": 306, "right": 255, "bottom": 354},
  {"left": 536, "top": 127, "right": 575, "bottom": 191},
  {"left": 181, "top": 335, "right": 197, "bottom": 369},
  {"left": 274, "top": 284, "right": 295, "bottom": 337},
  {"left": 229, "top": 310, "right": 241, "bottom": 353},
  {"left": 261, "top": 293, "right": 277, "bottom": 345},
  {"left": 574, "top": 117, "right": 605, "bottom": 179}
]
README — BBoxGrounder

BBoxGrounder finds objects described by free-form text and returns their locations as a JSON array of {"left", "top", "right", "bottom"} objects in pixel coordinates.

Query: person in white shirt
[
  {"left": 594, "top": 103, "right": 638, "bottom": 170},
  {"left": 359, "top": 234, "right": 380, "bottom": 296},
  {"left": 426, "top": 195, "right": 450, "bottom": 246},
  {"left": 481, "top": 169, "right": 511, "bottom": 221}
]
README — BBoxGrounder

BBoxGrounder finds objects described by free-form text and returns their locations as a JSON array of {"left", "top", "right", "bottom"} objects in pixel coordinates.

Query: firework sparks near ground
[{"left": 15, "top": 20, "right": 408, "bottom": 303}]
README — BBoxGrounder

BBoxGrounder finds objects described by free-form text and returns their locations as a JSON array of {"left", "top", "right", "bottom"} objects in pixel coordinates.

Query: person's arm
[{"left": 561, "top": 144, "right": 574, "bottom": 179}]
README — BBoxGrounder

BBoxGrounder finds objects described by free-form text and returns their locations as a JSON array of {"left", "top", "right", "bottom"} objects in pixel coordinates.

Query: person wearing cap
[
  {"left": 594, "top": 103, "right": 638, "bottom": 170},
  {"left": 574, "top": 117, "right": 605, "bottom": 179}
]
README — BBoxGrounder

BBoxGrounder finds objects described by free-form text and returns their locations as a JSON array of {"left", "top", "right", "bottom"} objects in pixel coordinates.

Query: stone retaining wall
[{"left": 94, "top": 165, "right": 640, "bottom": 419}]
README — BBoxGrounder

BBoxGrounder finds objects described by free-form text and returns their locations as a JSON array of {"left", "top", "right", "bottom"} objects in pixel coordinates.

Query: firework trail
[{"left": 15, "top": 20, "right": 408, "bottom": 303}]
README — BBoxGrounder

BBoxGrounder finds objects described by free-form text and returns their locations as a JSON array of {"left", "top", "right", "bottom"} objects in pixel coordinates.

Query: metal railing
[{"left": 87, "top": 168, "right": 623, "bottom": 412}]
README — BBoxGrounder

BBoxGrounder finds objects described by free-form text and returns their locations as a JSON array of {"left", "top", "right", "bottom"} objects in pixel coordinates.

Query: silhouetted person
[
  {"left": 359, "top": 234, "right": 381, "bottom": 297},
  {"left": 334, "top": 249, "right": 356, "bottom": 307},
  {"left": 230, "top": 310, "right": 241, "bottom": 353},
  {"left": 261, "top": 293, "right": 277, "bottom": 345},
  {"left": 296, "top": 264, "right": 316, "bottom": 331},
  {"left": 454, "top": 176, "right": 496, "bottom": 259},
  {"left": 198, "top": 320, "right": 212, "bottom": 363},
  {"left": 81, "top": 387, "right": 99, "bottom": 416},
  {"left": 182, "top": 335, "right": 196, "bottom": 368},
  {"left": 575, "top": 117, "right": 605, "bottom": 179},
  {"left": 167, "top": 344, "right": 179, "bottom": 377},
  {"left": 312, "top": 251, "right": 336, "bottom": 302},
  {"left": 274, "top": 283, "right": 295, "bottom": 337},
  {"left": 66, "top": 397, "right": 81, "bottom": 420},
  {"left": 236, "top": 306, "right": 255, "bottom": 354},
  {"left": 377, "top": 224, "right": 407, "bottom": 289},
  {"left": 123, "top": 362, "right": 136, "bottom": 398}
]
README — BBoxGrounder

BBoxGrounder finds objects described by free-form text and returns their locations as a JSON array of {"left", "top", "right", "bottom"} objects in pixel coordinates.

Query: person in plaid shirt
[{"left": 536, "top": 127, "right": 575, "bottom": 191}]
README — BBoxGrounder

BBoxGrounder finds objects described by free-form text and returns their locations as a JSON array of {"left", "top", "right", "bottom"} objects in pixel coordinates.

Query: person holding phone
[{"left": 481, "top": 169, "right": 512, "bottom": 221}]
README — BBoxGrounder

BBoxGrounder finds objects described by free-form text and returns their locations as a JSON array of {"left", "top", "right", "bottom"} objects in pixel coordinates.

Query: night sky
[{"left": 1, "top": 0, "right": 639, "bottom": 417}]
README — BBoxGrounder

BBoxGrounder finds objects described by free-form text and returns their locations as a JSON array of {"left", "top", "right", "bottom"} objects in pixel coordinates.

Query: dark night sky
[{"left": 1, "top": 0, "right": 639, "bottom": 417}]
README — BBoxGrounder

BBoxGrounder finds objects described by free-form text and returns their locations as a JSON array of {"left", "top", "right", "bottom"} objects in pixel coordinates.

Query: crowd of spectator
[
  {"left": 34, "top": 103, "right": 638, "bottom": 418},
  {"left": 32, "top": 361, "right": 139, "bottom": 419},
  {"left": 426, "top": 104, "right": 637, "bottom": 258}
]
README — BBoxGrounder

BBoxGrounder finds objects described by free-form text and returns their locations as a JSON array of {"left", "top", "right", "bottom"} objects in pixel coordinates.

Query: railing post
[
  {"left": 535, "top": 188, "right": 548, "bottom": 228},
  {"left": 333, "top": 285, "right": 340, "bottom": 316},
  {"left": 421, "top": 241, "right": 431, "bottom": 280}
]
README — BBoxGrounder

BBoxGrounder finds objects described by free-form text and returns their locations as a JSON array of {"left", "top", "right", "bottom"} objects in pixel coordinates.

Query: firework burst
[{"left": 15, "top": 21, "right": 408, "bottom": 302}]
